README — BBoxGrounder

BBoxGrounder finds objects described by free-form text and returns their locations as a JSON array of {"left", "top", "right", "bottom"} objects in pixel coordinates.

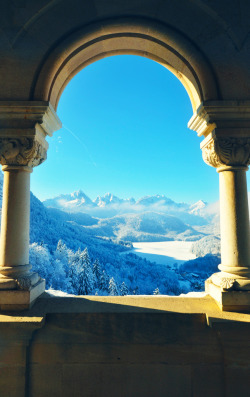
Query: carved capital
[
  {"left": 0, "top": 137, "right": 48, "bottom": 168},
  {"left": 201, "top": 136, "right": 250, "bottom": 169},
  {"left": 0, "top": 101, "right": 61, "bottom": 169}
]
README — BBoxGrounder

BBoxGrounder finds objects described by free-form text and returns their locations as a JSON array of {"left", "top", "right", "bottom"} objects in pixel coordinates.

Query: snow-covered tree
[
  {"left": 68, "top": 247, "right": 94, "bottom": 295},
  {"left": 55, "top": 240, "right": 69, "bottom": 267},
  {"left": 68, "top": 248, "right": 81, "bottom": 293},
  {"left": 93, "top": 259, "right": 102, "bottom": 283},
  {"left": 29, "top": 243, "right": 52, "bottom": 282},
  {"left": 120, "top": 281, "right": 129, "bottom": 296},
  {"left": 99, "top": 270, "right": 109, "bottom": 292},
  {"left": 108, "top": 277, "right": 118, "bottom": 296},
  {"left": 50, "top": 259, "right": 68, "bottom": 291},
  {"left": 82, "top": 247, "right": 90, "bottom": 267}
]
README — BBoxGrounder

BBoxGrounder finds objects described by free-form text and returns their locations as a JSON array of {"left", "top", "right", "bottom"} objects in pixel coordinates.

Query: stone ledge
[{"left": 2, "top": 293, "right": 248, "bottom": 326}]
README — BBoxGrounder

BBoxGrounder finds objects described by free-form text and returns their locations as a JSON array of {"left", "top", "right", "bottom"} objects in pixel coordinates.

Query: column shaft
[
  {"left": 218, "top": 168, "right": 250, "bottom": 277},
  {"left": 0, "top": 166, "right": 31, "bottom": 269}
]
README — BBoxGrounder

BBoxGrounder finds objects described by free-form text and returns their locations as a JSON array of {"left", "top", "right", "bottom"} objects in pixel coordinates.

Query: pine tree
[
  {"left": 99, "top": 270, "right": 109, "bottom": 292},
  {"left": 120, "top": 281, "right": 129, "bottom": 296},
  {"left": 77, "top": 248, "right": 94, "bottom": 295},
  {"left": 68, "top": 248, "right": 81, "bottom": 294},
  {"left": 82, "top": 247, "right": 90, "bottom": 267},
  {"left": 55, "top": 240, "right": 69, "bottom": 274},
  {"left": 108, "top": 277, "right": 118, "bottom": 296},
  {"left": 93, "top": 259, "right": 102, "bottom": 281},
  {"left": 50, "top": 259, "right": 68, "bottom": 291}
]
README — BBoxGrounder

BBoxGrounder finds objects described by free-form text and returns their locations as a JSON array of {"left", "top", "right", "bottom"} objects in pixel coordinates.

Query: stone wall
[{"left": 0, "top": 294, "right": 250, "bottom": 397}]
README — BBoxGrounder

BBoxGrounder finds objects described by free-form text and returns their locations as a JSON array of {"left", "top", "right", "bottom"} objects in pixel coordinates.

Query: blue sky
[{"left": 31, "top": 55, "right": 238, "bottom": 204}]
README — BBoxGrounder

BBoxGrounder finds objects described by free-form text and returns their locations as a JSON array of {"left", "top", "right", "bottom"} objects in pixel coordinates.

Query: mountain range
[
  {"left": 0, "top": 171, "right": 218, "bottom": 244},
  {"left": 44, "top": 190, "right": 192, "bottom": 210},
  {"left": 43, "top": 190, "right": 209, "bottom": 221},
  {"left": 42, "top": 189, "right": 220, "bottom": 241}
]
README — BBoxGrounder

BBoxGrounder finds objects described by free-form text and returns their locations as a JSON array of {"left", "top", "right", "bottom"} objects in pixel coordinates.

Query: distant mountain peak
[
  {"left": 71, "top": 190, "right": 84, "bottom": 197},
  {"left": 70, "top": 190, "right": 92, "bottom": 201},
  {"left": 189, "top": 200, "right": 207, "bottom": 215},
  {"left": 44, "top": 189, "right": 95, "bottom": 210},
  {"left": 136, "top": 194, "right": 175, "bottom": 206},
  {"left": 190, "top": 200, "right": 206, "bottom": 208},
  {"left": 94, "top": 193, "right": 132, "bottom": 208}
]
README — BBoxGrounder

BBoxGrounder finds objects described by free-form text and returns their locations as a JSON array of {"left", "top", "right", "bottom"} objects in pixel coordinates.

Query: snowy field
[{"left": 131, "top": 241, "right": 196, "bottom": 266}]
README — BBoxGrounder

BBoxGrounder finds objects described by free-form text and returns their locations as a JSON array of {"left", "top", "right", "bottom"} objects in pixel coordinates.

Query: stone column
[
  {"left": 0, "top": 165, "right": 33, "bottom": 289},
  {"left": 201, "top": 135, "right": 250, "bottom": 295},
  {"left": 0, "top": 135, "right": 48, "bottom": 293},
  {"left": 0, "top": 102, "right": 61, "bottom": 310},
  {"left": 218, "top": 166, "right": 250, "bottom": 281},
  {"left": 189, "top": 101, "right": 250, "bottom": 311}
]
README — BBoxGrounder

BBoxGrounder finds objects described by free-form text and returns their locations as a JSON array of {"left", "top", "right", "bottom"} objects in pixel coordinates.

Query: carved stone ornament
[
  {"left": 220, "top": 277, "right": 236, "bottom": 291},
  {"left": 0, "top": 137, "right": 47, "bottom": 167},
  {"left": 202, "top": 137, "right": 250, "bottom": 169}
]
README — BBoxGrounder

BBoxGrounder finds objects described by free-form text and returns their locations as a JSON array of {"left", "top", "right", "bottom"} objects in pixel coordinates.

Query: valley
[{"left": 0, "top": 173, "right": 221, "bottom": 295}]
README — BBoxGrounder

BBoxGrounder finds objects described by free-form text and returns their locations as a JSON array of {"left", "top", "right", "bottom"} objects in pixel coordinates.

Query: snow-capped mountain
[
  {"left": 44, "top": 190, "right": 95, "bottom": 211},
  {"left": 43, "top": 190, "right": 211, "bottom": 226},
  {"left": 189, "top": 200, "right": 207, "bottom": 216},
  {"left": 44, "top": 191, "right": 196, "bottom": 214},
  {"left": 94, "top": 193, "right": 135, "bottom": 208}
]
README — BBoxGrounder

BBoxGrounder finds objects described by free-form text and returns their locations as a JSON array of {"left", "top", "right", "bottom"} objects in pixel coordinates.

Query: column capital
[
  {"left": 0, "top": 136, "right": 48, "bottom": 168},
  {"left": 188, "top": 101, "right": 250, "bottom": 171},
  {"left": 0, "top": 101, "right": 61, "bottom": 168},
  {"left": 201, "top": 133, "right": 250, "bottom": 171}
]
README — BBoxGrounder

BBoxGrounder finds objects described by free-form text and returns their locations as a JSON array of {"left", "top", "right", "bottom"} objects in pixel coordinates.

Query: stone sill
[{"left": 1, "top": 293, "right": 250, "bottom": 327}]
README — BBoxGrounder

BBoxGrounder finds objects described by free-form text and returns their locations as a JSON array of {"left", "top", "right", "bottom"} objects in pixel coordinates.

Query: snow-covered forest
[{"left": 30, "top": 240, "right": 186, "bottom": 295}]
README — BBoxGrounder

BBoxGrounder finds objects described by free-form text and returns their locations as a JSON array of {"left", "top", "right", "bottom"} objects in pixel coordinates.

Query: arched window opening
[{"left": 28, "top": 55, "right": 220, "bottom": 296}]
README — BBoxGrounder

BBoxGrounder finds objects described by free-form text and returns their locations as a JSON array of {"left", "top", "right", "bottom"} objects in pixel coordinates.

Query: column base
[
  {"left": 0, "top": 278, "right": 45, "bottom": 311},
  {"left": 0, "top": 265, "right": 40, "bottom": 290},
  {"left": 205, "top": 276, "right": 250, "bottom": 312}
]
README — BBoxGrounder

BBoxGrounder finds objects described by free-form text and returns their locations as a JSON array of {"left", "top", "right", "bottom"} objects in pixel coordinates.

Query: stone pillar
[
  {"left": 189, "top": 101, "right": 250, "bottom": 311},
  {"left": 0, "top": 102, "right": 61, "bottom": 310},
  {"left": 0, "top": 165, "right": 33, "bottom": 289},
  {"left": 218, "top": 166, "right": 250, "bottom": 280},
  {"left": 201, "top": 135, "right": 250, "bottom": 298}
]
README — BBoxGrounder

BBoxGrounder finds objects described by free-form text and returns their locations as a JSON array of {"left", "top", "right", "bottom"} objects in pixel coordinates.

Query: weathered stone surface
[{"left": 1, "top": 295, "right": 250, "bottom": 397}]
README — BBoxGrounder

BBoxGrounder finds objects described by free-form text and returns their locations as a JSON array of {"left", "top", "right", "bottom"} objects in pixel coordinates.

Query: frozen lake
[{"left": 131, "top": 241, "right": 196, "bottom": 266}]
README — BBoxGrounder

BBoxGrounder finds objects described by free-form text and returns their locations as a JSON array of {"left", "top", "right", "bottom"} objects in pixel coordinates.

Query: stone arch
[{"left": 32, "top": 18, "right": 219, "bottom": 111}]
